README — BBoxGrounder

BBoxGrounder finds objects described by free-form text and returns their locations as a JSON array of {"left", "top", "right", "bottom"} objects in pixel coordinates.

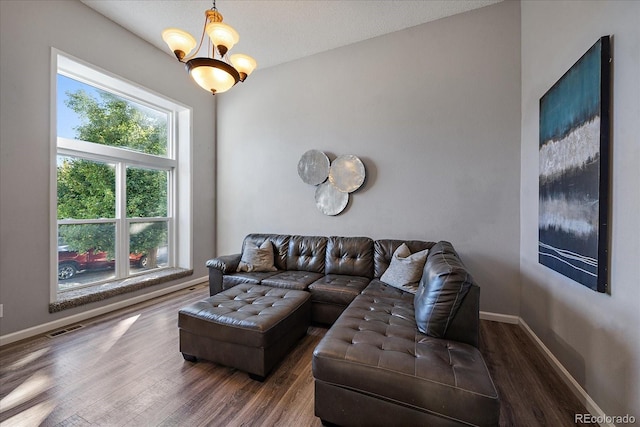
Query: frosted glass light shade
[
  {"left": 230, "top": 54, "right": 257, "bottom": 81},
  {"left": 161, "top": 28, "right": 197, "bottom": 60},
  {"left": 206, "top": 22, "right": 239, "bottom": 55},
  {"left": 185, "top": 58, "right": 240, "bottom": 94}
]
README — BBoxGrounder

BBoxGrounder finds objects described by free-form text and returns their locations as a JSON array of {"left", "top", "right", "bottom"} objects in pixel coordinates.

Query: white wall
[
  {"left": 217, "top": 1, "right": 522, "bottom": 315},
  {"left": 0, "top": 0, "right": 216, "bottom": 335},
  {"left": 520, "top": 0, "right": 640, "bottom": 418}
]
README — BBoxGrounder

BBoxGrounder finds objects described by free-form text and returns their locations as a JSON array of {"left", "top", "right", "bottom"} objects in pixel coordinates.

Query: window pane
[
  {"left": 126, "top": 167, "right": 168, "bottom": 217},
  {"left": 57, "top": 74, "right": 169, "bottom": 157},
  {"left": 58, "top": 223, "right": 116, "bottom": 289},
  {"left": 57, "top": 156, "right": 115, "bottom": 220},
  {"left": 129, "top": 222, "right": 169, "bottom": 272}
]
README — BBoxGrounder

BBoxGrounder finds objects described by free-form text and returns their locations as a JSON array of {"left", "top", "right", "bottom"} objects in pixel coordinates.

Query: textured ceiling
[{"left": 82, "top": 0, "right": 502, "bottom": 70}]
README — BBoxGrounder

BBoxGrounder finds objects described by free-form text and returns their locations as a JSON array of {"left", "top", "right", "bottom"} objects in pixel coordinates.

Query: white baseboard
[
  {"left": 480, "top": 311, "right": 520, "bottom": 324},
  {"left": 480, "top": 311, "right": 612, "bottom": 427},
  {"left": 518, "top": 318, "right": 613, "bottom": 427},
  {"left": 0, "top": 276, "right": 207, "bottom": 347}
]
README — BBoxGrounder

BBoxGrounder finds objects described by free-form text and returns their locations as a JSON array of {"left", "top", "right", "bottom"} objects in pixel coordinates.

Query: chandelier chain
[{"left": 182, "top": 14, "right": 209, "bottom": 62}]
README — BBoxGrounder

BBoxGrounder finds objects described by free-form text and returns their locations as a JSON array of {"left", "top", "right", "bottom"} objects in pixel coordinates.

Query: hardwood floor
[
  {"left": 480, "top": 320, "right": 596, "bottom": 427},
  {"left": 1, "top": 284, "right": 596, "bottom": 426}
]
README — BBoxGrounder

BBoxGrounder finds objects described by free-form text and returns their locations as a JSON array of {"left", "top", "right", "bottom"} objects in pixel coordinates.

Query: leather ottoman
[{"left": 179, "top": 284, "right": 311, "bottom": 381}]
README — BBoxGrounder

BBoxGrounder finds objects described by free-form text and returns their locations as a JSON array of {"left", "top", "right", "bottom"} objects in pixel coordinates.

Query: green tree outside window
[{"left": 57, "top": 89, "right": 168, "bottom": 268}]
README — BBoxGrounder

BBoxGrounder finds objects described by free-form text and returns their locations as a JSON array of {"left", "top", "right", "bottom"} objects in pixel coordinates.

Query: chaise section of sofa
[
  {"left": 312, "top": 290, "right": 499, "bottom": 426},
  {"left": 312, "top": 239, "right": 498, "bottom": 426}
]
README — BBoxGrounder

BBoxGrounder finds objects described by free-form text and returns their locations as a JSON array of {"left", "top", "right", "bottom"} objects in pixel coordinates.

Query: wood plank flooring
[{"left": 1, "top": 283, "right": 596, "bottom": 426}]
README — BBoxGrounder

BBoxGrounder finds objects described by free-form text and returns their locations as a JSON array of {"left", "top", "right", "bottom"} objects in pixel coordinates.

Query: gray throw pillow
[
  {"left": 237, "top": 240, "right": 277, "bottom": 272},
  {"left": 380, "top": 243, "right": 429, "bottom": 294}
]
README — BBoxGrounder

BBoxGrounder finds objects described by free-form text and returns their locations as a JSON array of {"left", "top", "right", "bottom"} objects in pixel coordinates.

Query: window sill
[{"left": 49, "top": 268, "right": 193, "bottom": 313}]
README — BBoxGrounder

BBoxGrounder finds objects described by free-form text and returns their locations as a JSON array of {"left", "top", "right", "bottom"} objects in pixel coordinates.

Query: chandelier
[{"left": 162, "top": 0, "right": 257, "bottom": 95}]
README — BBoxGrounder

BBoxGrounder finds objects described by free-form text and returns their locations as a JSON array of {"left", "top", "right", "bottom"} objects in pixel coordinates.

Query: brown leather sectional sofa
[{"left": 206, "top": 234, "right": 499, "bottom": 426}]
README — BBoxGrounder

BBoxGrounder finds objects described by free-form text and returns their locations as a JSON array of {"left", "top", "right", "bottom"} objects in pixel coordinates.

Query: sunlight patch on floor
[
  {"left": 3, "top": 347, "right": 50, "bottom": 372},
  {"left": 96, "top": 314, "right": 140, "bottom": 356},
  {"left": 1, "top": 401, "right": 55, "bottom": 426},
  {"left": 0, "top": 371, "right": 52, "bottom": 413}
]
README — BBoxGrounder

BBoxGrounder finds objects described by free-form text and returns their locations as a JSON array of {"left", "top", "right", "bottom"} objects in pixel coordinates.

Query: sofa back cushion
[
  {"left": 243, "top": 234, "right": 290, "bottom": 270},
  {"left": 414, "top": 241, "right": 474, "bottom": 338},
  {"left": 325, "top": 236, "right": 374, "bottom": 278},
  {"left": 374, "top": 239, "right": 434, "bottom": 278},
  {"left": 286, "top": 235, "right": 328, "bottom": 273}
]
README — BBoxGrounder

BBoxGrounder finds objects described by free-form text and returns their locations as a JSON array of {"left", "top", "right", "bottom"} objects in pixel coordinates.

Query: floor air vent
[{"left": 47, "top": 324, "right": 84, "bottom": 338}]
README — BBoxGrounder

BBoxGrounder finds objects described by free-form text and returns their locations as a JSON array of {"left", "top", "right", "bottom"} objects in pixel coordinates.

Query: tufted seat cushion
[
  {"left": 222, "top": 271, "right": 280, "bottom": 290},
  {"left": 361, "top": 278, "right": 416, "bottom": 302},
  {"left": 313, "top": 292, "right": 500, "bottom": 426},
  {"left": 261, "top": 270, "right": 324, "bottom": 291},
  {"left": 308, "top": 274, "right": 371, "bottom": 305}
]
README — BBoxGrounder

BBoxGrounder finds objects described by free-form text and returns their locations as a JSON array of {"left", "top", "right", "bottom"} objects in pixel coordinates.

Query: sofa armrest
[
  {"left": 206, "top": 254, "right": 241, "bottom": 273},
  {"left": 206, "top": 254, "right": 241, "bottom": 295},
  {"left": 443, "top": 284, "right": 480, "bottom": 348}
]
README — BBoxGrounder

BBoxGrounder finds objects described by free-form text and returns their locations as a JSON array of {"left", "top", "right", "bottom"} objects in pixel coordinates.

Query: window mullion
[
  {"left": 58, "top": 138, "right": 176, "bottom": 169},
  {"left": 115, "top": 162, "right": 128, "bottom": 279},
  {"left": 168, "top": 167, "right": 175, "bottom": 268}
]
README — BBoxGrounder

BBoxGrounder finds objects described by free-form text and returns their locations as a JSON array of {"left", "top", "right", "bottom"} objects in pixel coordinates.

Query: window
[{"left": 52, "top": 52, "right": 192, "bottom": 298}]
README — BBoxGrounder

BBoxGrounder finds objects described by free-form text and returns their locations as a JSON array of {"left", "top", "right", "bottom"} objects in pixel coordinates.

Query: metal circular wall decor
[
  {"left": 315, "top": 182, "right": 349, "bottom": 216},
  {"left": 298, "top": 150, "right": 367, "bottom": 216},
  {"left": 297, "top": 149, "right": 330, "bottom": 185},
  {"left": 328, "top": 154, "right": 365, "bottom": 193}
]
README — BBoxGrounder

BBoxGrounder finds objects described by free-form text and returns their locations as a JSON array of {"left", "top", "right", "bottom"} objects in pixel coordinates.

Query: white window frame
[{"left": 50, "top": 50, "right": 193, "bottom": 302}]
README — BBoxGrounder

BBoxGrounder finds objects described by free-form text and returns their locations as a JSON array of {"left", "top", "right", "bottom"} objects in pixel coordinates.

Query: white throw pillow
[
  {"left": 237, "top": 240, "right": 278, "bottom": 272},
  {"left": 380, "top": 243, "right": 429, "bottom": 294}
]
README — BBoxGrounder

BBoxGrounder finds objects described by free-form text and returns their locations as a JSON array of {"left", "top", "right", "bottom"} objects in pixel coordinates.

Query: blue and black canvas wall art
[{"left": 538, "top": 36, "right": 611, "bottom": 293}]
